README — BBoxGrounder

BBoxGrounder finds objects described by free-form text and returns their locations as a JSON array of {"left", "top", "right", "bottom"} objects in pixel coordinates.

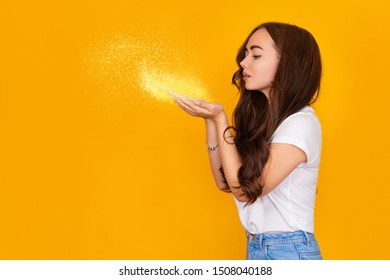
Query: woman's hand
[{"left": 167, "top": 89, "right": 226, "bottom": 123}]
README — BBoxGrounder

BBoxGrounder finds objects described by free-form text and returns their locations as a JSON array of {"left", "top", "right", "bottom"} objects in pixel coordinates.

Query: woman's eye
[{"left": 253, "top": 55, "right": 261, "bottom": 59}]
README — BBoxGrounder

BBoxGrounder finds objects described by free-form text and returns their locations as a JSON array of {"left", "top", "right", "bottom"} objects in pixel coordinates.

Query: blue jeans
[{"left": 246, "top": 231, "right": 322, "bottom": 260}]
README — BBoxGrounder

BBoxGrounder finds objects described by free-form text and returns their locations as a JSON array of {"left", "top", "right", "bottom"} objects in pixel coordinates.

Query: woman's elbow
[
  {"left": 234, "top": 194, "right": 249, "bottom": 202},
  {"left": 216, "top": 182, "right": 231, "bottom": 193}
]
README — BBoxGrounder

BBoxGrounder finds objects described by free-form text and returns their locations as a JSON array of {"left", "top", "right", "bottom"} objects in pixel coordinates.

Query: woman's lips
[{"left": 243, "top": 72, "right": 251, "bottom": 80}]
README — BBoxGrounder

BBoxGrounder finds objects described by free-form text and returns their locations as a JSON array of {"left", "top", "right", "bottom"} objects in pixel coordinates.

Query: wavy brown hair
[{"left": 220, "top": 22, "right": 322, "bottom": 204}]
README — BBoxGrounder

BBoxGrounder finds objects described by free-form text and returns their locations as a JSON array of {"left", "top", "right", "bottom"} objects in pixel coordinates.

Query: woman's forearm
[
  {"left": 214, "top": 114, "right": 248, "bottom": 202},
  {"left": 169, "top": 91, "right": 247, "bottom": 200},
  {"left": 205, "top": 119, "right": 227, "bottom": 191}
]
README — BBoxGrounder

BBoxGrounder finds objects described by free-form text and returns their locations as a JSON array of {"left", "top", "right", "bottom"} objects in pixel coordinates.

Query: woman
[{"left": 169, "top": 22, "right": 323, "bottom": 260}]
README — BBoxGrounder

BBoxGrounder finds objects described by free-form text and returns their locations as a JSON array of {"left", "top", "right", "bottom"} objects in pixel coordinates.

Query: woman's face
[{"left": 240, "top": 28, "right": 280, "bottom": 98}]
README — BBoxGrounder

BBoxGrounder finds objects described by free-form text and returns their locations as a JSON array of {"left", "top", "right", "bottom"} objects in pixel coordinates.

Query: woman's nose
[{"left": 240, "top": 57, "right": 248, "bottom": 68}]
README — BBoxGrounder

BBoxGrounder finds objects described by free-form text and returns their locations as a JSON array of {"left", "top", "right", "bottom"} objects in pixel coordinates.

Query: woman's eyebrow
[{"left": 245, "top": 45, "right": 264, "bottom": 51}]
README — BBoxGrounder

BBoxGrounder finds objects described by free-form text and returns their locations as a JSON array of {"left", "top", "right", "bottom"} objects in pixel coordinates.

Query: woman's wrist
[
  {"left": 214, "top": 114, "right": 229, "bottom": 130},
  {"left": 204, "top": 111, "right": 227, "bottom": 125}
]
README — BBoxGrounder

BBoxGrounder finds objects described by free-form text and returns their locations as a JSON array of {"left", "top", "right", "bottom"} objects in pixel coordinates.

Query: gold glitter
[
  {"left": 83, "top": 28, "right": 210, "bottom": 106},
  {"left": 138, "top": 60, "right": 208, "bottom": 103}
]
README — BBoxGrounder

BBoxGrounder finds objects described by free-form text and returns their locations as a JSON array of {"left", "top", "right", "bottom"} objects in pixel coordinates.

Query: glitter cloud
[{"left": 83, "top": 28, "right": 209, "bottom": 104}]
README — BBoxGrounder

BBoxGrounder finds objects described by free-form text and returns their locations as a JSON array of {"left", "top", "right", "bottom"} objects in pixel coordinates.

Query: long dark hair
[{"left": 220, "top": 22, "right": 322, "bottom": 204}]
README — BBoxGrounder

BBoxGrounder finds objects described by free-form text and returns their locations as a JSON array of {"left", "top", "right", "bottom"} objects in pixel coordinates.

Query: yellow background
[{"left": 1, "top": 0, "right": 389, "bottom": 259}]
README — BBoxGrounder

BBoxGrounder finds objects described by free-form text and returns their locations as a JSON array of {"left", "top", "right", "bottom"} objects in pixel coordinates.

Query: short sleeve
[{"left": 271, "top": 109, "right": 322, "bottom": 166}]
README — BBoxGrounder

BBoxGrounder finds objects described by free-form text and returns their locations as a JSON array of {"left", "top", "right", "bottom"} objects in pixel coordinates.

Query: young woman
[{"left": 169, "top": 22, "right": 323, "bottom": 260}]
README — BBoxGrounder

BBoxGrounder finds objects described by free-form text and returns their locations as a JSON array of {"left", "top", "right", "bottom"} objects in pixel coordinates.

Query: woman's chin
[{"left": 244, "top": 85, "right": 260, "bottom": 91}]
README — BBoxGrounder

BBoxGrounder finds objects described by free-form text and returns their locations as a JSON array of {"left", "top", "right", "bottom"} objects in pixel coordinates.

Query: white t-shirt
[{"left": 234, "top": 106, "right": 322, "bottom": 234}]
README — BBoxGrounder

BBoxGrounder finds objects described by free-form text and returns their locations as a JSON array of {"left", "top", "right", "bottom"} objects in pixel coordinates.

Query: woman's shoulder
[
  {"left": 288, "top": 105, "right": 317, "bottom": 117},
  {"left": 274, "top": 106, "right": 321, "bottom": 138},
  {"left": 272, "top": 106, "right": 322, "bottom": 165},
  {"left": 282, "top": 106, "right": 320, "bottom": 127}
]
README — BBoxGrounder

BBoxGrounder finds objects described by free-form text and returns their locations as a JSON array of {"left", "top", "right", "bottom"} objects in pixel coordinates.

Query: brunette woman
[{"left": 170, "top": 22, "right": 323, "bottom": 260}]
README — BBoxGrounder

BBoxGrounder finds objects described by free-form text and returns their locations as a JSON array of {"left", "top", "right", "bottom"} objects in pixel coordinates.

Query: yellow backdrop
[{"left": 1, "top": 0, "right": 389, "bottom": 259}]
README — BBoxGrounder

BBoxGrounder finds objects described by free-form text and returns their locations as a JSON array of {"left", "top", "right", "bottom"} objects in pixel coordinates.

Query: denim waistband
[{"left": 247, "top": 230, "right": 315, "bottom": 247}]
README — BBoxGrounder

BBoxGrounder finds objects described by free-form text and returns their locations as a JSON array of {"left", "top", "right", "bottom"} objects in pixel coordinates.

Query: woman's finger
[
  {"left": 173, "top": 98, "right": 197, "bottom": 115},
  {"left": 167, "top": 89, "right": 215, "bottom": 118},
  {"left": 177, "top": 98, "right": 214, "bottom": 118},
  {"left": 171, "top": 94, "right": 199, "bottom": 116},
  {"left": 169, "top": 91, "right": 198, "bottom": 110},
  {"left": 174, "top": 93, "right": 209, "bottom": 112},
  {"left": 168, "top": 89, "right": 199, "bottom": 105}
]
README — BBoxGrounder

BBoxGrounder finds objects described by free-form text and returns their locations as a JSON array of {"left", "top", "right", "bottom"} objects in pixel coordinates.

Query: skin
[
  {"left": 240, "top": 28, "right": 280, "bottom": 99},
  {"left": 169, "top": 28, "right": 306, "bottom": 202}
]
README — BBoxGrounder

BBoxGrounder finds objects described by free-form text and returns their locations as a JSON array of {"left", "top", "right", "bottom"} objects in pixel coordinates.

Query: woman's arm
[
  {"left": 204, "top": 119, "right": 226, "bottom": 191},
  {"left": 260, "top": 143, "right": 307, "bottom": 196},
  {"left": 208, "top": 111, "right": 307, "bottom": 202},
  {"left": 170, "top": 91, "right": 307, "bottom": 202},
  {"left": 170, "top": 92, "right": 245, "bottom": 200},
  {"left": 212, "top": 112, "right": 246, "bottom": 200},
  {"left": 213, "top": 113, "right": 307, "bottom": 201}
]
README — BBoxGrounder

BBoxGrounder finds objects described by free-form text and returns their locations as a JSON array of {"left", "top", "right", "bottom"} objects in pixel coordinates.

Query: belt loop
[
  {"left": 259, "top": 233, "right": 264, "bottom": 251},
  {"left": 302, "top": 231, "right": 311, "bottom": 247}
]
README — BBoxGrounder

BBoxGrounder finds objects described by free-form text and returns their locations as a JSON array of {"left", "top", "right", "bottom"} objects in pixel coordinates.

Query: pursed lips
[{"left": 243, "top": 72, "right": 251, "bottom": 79}]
